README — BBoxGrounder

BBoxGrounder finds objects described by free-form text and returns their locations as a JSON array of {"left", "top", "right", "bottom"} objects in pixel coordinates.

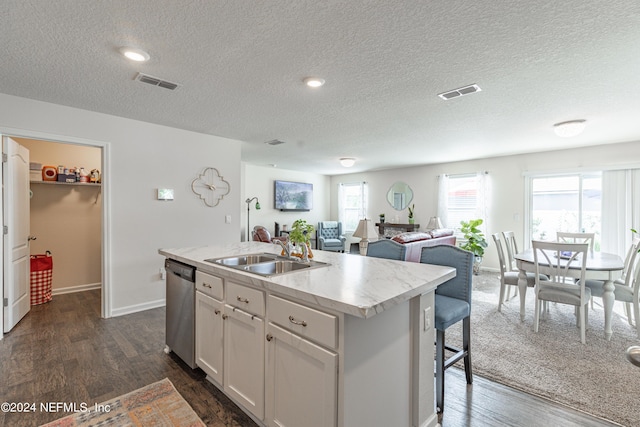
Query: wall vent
[
  {"left": 438, "top": 84, "right": 481, "bottom": 100},
  {"left": 264, "top": 139, "right": 286, "bottom": 146},
  {"left": 134, "top": 73, "right": 180, "bottom": 90}
]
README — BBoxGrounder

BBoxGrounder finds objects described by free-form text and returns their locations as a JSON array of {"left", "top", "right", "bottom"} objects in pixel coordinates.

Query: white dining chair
[
  {"left": 557, "top": 232, "right": 595, "bottom": 254},
  {"left": 501, "top": 231, "right": 524, "bottom": 300},
  {"left": 582, "top": 238, "right": 640, "bottom": 336},
  {"left": 532, "top": 240, "right": 590, "bottom": 344},
  {"left": 493, "top": 233, "right": 547, "bottom": 311}
]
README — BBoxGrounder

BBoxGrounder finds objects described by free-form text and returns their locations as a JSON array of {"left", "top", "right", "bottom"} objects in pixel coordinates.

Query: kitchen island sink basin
[{"left": 204, "top": 253, "right": 329, "bottom": 277}]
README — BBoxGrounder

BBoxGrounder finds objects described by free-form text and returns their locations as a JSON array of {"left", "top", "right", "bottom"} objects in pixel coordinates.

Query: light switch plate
[{"left": 157, "top": 188, "right": 174, "bottom": 201}]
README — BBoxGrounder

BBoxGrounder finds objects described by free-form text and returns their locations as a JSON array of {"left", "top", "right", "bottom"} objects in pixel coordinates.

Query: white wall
[
  {"left": 0, "top": 93, "right": 242, "bottom": 316},
  {"left": 242, "top": 163, "right": 331, "bottom": 243},
  {"left": 331, "top": 140, "right": 640, "bottom": 270}
]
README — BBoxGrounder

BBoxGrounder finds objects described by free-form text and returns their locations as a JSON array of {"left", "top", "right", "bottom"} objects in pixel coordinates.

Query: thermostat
[{"left": 157, "top": 188, "right": 174, "bottom": 201}]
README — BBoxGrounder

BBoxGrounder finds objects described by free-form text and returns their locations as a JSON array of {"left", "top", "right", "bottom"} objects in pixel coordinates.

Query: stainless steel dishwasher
[{"left": 164, "top": 258, "right": 196, "bottom": 369}]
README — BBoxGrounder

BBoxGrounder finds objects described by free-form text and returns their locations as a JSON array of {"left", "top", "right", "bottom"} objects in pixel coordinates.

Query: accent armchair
[
  {"left": 317, "top": 221, "right": 346, "bottom": 252},
  {"left": 252, "top": 225, "right": 287, "bottom": 244}
]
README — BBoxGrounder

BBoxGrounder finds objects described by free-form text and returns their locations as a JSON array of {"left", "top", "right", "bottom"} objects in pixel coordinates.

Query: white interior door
[{"left": 3, "top": 136, "right": 30, "bottom": 332}]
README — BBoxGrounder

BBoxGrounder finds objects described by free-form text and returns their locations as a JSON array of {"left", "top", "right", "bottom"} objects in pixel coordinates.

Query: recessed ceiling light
[
  {"left": 120, "top": 47, "right": 150, "bottom": 62},
  {"left": 304, "top": 77, "right": 325, "bottom": 88},
  {"left": 340, "top": 158, "right": 355, "bottom": 167},
  {"left": 553, "top": 120, "right": 586, "bottom": 137}
]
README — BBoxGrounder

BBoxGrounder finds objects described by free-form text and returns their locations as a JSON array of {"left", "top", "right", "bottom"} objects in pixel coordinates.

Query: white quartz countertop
[{"left": 159, "top": 242, "right": 455, "bottom": 318}]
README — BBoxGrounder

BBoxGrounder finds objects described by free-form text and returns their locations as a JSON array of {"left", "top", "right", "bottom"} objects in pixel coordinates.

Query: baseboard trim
[
  {"left": 52, "top": 282, "right": 101, "bottom": 295},
  {"left": 111, "top": 299, "right": 166, "bottom": 317}
]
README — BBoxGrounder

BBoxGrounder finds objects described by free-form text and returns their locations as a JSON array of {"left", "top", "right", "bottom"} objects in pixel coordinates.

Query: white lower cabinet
[
  {"left": 195, "top": 290, "right": 224, "bottom": 385},
  {"left": 265, "top": 322, "right": 338, "bottom": 427},
  {"left": 195, "top": 272, "right": 339, "bottom": 426},
  {"left": 223, "top": 303, "right": 265, "bottom": 420}
]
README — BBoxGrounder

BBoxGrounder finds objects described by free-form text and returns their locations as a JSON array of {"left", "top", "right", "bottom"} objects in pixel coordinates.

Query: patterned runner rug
[{"left": 40, "top": 378, "right": 205, "bottom": 427}]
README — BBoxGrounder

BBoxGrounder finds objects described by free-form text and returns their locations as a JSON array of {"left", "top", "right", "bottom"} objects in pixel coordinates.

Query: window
[
  {"left": 438, "top": 172, "right": 489, "bottom": 233},
  {"left": 527, "top": 172, "right": 602, "bottom": 249},
  {"left": 338, "top": 182, "right": 368, "bottom": 233}
]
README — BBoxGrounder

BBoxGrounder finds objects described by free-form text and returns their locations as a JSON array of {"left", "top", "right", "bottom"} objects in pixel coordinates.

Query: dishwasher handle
[{"left": 165, "top": 259, "right": 195, "bottom": 282}]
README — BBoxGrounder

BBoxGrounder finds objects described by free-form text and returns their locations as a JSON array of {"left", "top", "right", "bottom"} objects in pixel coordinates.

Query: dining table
[{"left": 514, "top": 248, "right": 624, "bottom": 340}]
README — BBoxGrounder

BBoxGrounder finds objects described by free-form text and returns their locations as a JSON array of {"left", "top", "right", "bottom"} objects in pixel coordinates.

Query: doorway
[
  {"left": 1, "top": 131, "right": 110, "bottom": 336},
  {"left": 19, "top": 137, "right": 103, "bottom": 294}
]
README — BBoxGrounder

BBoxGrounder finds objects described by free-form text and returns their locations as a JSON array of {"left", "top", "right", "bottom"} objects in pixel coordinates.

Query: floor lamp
[{"left": 245, "top": 197, "right": 261, "bottom": 242}]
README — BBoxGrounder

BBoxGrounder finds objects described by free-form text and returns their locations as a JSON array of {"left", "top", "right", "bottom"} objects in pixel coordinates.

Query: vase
[
  {"left": 473, "top": 256, "right": 482, "bottom": 275},
  {"left": 290, "top": 242, "right": 313, "bottom": 259},
  {"left": 408, "top": 218, "right": 415, "bottom": 224}
]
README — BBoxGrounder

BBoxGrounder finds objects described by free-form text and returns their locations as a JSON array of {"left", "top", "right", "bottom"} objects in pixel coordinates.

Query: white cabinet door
[
  {"left": 266, "top": 323, "right": 338, "bottom": 427},
  {"left": 195, "top": 290, "right": 224, "bottom": 385},
  {"left": 224, "top": 304, "right": 264, "bottom": 419}
]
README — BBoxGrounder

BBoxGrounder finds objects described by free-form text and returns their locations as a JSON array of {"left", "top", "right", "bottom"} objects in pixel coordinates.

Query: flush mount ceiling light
[
  {"left": 553, "top": 120, "right": 586, "bottom": 137},
  {"left": 340, "top": 158, "right": 355, "bottom": 167},
  {"left": 303, "top": 77, "right": 325, "bottom": 88},
  {"left": 120, "top": 47, "right": 150, "bottom": 62}
]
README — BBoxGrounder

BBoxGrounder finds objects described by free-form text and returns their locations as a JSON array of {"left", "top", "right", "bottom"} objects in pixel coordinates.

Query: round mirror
[{"left": 386, "top": 182, "right": 414, "bottom": 211}]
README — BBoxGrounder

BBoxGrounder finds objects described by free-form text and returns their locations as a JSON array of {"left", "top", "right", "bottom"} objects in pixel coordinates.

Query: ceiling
[{"left": 2, "top": 1, "right": 640, "bottom": 175}]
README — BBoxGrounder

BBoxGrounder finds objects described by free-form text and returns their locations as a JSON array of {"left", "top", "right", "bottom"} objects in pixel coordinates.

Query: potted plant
[
  {"left": 408, "top": 204, "right": 415, "bottom": 224},
  {"left": 288, "top": 219, "right": 315, "bottom": 258},
  {"left": 379, "top": 213, "right": 385, "bottom": 223},
  {"left": 459, "top": 218, "right": 488, "bottom": 274}
]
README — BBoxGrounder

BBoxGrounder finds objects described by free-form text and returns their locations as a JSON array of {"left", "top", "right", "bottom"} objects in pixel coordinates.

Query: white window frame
[
  {"left": 438, "top": 172, "right": 489, "bottom": 237},
  {"left": 338, "top": 182, "right": 368, "bottom": 233},
  {"left": 523, "top": 171, "right": 602, "bottom": 250}
]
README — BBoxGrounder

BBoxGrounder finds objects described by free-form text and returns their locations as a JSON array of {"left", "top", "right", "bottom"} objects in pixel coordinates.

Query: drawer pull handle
[
  {"left": 289, "top": 315, "right": 307, "bottom": 327},
  {"left": 203, "top": 282, "right": 212, "bottom": 288},
  {"left": 222, "top": 314, "right": 228, "bottom": 320},
  {"left": 266, "top": 333, "right": 273, "bottom": 342},
  {"left": 214, "top": 309, "right": 221, "bottom": 315},
  {"left": 237, "top": 296, "right": 250, "bottom": 304}
]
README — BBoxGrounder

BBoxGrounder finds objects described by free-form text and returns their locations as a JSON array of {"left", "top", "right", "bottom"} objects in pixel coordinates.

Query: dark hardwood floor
[{"left": 0, "top": 290, "right": 619, "bottom": 427}]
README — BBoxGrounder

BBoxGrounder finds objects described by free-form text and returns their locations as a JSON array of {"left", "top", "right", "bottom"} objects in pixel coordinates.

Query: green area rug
[{"left": 41, "top": 378, "right": 205, "bottom": 427}]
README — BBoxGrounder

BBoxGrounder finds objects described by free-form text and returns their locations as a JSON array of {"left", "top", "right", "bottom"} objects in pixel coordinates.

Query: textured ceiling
[{"left": 2, "top": 1, "right": 640, "bottom": 175}]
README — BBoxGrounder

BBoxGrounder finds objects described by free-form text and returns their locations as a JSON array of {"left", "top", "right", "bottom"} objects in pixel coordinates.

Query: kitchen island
[{"left": 159, "top": 241, "right": 455, "bottom": 427}]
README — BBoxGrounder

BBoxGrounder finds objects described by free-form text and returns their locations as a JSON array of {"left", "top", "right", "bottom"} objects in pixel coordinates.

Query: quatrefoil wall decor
[{"left": 191, "top": 167, "right": 231, "bottom": 207}]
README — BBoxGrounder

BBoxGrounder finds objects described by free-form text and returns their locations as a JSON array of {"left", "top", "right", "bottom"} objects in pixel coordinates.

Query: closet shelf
[{"left": 30, "top": 180, "right": 101, "bottom": 187}]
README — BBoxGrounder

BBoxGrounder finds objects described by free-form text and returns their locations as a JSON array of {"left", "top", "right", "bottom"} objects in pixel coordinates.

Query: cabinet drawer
[
  {"left": 227, "top": 281, "right": 265, "bottom": 317},
  {"left": 196, "top": 271, "right": 224, "bottom": 299},
  {"left": 268, "top": 295, "right": 337, "bottom": 349}
]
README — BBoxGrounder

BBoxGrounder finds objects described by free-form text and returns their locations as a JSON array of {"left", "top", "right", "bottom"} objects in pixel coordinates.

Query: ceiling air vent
[
  {"left": 264, "top": 139, "right": 286, "bottom": 146},
  {"left": 438, "top": 84, "right": 481, "bottom": 100},
  {"left": 134, "top": 73, "right": 180, "bottom": 90}
]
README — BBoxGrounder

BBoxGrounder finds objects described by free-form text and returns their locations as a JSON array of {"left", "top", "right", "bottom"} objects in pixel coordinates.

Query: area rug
[
  {"left": 446, "top": 271, "right": 640, "bottom": 427},
  {"left": 41, "top": 378, "right": 205, "bottom": 427}
]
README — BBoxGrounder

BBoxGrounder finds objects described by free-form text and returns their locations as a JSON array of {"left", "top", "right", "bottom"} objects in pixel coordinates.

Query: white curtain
[
  {"left": 476, "top": 171, "right": 490, "bottom": 234},
  {"left": 437, "top": 174, "right": 449, "bottom": 227},
  {"left": 601, "top": 169, "right": 640, "bottom": 256}
]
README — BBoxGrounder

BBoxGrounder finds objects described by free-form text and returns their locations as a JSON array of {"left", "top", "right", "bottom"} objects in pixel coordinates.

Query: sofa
[{"left": 390, "top": 229, "right": 456, "bottom": 262}]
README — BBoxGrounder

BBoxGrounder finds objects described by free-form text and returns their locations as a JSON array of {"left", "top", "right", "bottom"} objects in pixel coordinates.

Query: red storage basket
[{"left": 30, "top": 251, "right": 53, "bottom": 305}]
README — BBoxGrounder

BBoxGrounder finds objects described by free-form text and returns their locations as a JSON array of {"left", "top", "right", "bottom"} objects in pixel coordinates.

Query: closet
[{"left": 18, "top": 137, "right": 102, "bottom": 296}]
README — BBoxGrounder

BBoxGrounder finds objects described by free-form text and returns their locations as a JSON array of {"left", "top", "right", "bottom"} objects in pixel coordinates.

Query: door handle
[{"left": 28, "top": 236, "right": 37, "bottom": 242}]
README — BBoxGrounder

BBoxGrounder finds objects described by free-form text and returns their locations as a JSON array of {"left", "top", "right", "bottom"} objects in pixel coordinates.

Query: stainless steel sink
[
  {"left": 207, "top": 253, "right": 278, "bottom": 266},
  {"left": 244, "top": 260, "right": 314, "bottom": 275},
  {"left": 205, "top": 253, "right": 329, "bottom": 277}
]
